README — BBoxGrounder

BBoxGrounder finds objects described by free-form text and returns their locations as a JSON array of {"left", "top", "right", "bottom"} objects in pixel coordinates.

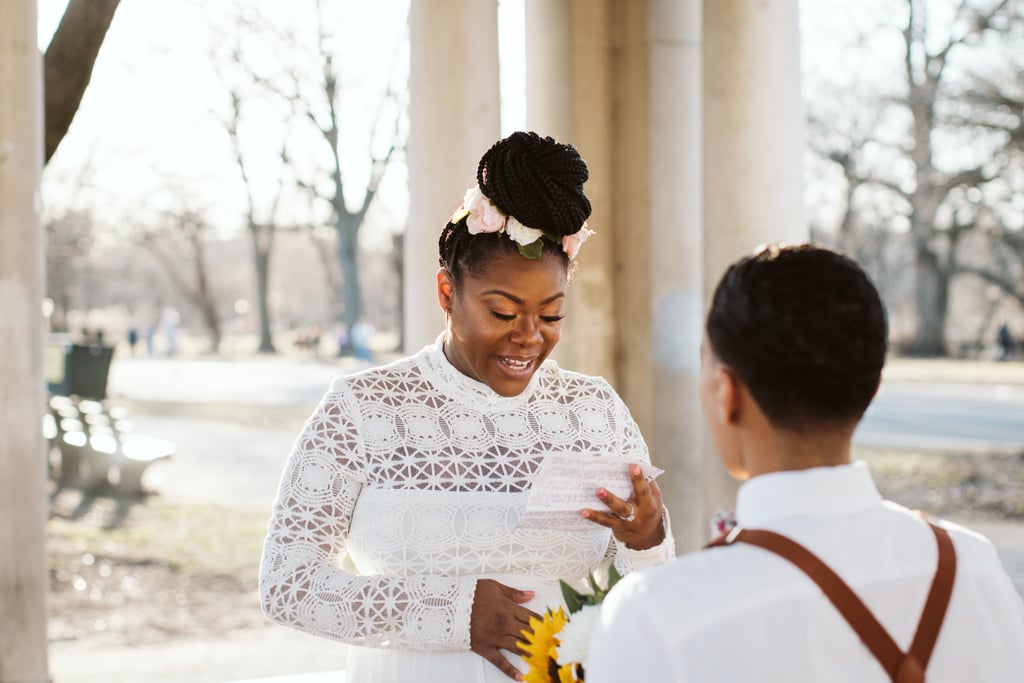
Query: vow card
[{"left": 517, "top": 453, "right": 664, "bottom": 530}]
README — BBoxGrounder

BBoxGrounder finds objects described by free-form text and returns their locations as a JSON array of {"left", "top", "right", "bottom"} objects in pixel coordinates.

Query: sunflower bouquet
[{"left": 518, "top": 566, "right": 622, "bottom": 683}]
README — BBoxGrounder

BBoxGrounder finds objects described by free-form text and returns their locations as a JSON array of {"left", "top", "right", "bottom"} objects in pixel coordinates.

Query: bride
[{"left": 258, "top": 131, "right": 674, "bottom": 681}]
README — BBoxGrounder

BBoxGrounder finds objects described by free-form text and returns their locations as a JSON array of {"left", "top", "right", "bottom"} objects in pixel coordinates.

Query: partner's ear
[
  {"left": 436, "top": 268, "right": 454, "bottom": 313},
  {"left": 714, "top": 365, "right": 742, "bottom": 425}
]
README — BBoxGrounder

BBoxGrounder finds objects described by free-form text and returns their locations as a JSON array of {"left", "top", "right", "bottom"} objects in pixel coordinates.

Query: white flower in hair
[{"left": 505, "top": 216, "right": 544, "bottom": 248}]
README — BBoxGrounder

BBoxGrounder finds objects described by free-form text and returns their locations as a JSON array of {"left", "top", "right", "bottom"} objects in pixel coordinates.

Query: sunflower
[{"left": 519, "top": 607, "right": 568, "bottom": 683}]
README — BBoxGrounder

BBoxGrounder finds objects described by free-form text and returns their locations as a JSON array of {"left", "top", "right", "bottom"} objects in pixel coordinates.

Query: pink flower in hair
[
  {"left": 561, "top": 223, "right": 595, "bottom": 260},
  {"left": 461, "top": 186, "right": 506, "bottom": 234}
]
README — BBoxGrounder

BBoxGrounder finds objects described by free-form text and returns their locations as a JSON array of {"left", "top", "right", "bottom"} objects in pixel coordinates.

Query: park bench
[
  {"left": 45, "top": 394, "right": 175, "bottom": 495},
  {"left": 44, "top": 339, "right": 175, "bottom": 495}
]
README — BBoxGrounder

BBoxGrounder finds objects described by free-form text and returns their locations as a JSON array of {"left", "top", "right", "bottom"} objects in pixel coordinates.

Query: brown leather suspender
[{"left": 706, "top": 520, "right": 957, "bottom": 683}]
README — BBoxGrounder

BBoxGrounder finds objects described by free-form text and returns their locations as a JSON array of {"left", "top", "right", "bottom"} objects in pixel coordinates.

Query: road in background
[
  {"left": 107, "top": 354, "right": 1024, "bottom": 457},
  {"left": 855, "top": 380, "right": 1024, "bottom": 453}
]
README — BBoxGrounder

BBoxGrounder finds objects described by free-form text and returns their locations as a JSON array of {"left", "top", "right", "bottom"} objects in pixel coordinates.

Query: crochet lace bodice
[{"left": 259, "top": 338, "right": 673, "bottom": 651}]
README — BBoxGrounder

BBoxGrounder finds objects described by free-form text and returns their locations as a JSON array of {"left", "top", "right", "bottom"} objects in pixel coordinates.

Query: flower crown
[{"left": 450, "top": 185, "right": 595, "bottom": 260}]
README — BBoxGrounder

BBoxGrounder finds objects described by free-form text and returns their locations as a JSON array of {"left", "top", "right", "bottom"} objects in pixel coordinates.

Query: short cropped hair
[{"left": 705, "top": 243, "right": 888, "bottom": 430}]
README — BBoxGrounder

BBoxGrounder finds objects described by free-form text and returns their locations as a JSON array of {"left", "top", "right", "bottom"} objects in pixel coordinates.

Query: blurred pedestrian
[
  {"left": 161, "top": 308, "right": 179, "bottom": 357},
  {"left": 144, "top": 323, "right": 156, "bottom": 357},
  {"left": 350, "top": 319, "right": 375, "bottom": 361},
  {"left": 335, "top": 325, "right": 351, "bottom": 357},
  {"left": 127, "top": 327, "right": 139, "bottom": 356},
  {"left": 997, "top": 322, "right": 1014, "bottom": 361}
]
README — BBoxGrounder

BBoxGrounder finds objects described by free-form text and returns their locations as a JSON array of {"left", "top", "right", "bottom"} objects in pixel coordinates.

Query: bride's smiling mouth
[{"left": 497, "top": 356, "right": 536, "bottom": 374}]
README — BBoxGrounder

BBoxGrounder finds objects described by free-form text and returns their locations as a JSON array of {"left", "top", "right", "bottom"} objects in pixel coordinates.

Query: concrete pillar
[
  {"left": 406, "top": 0, "right": 502, "bottom": 352},
  {"left": 609, "top": 0, "right": 707, "bottom": 551},
  {"left": 609, "top": 0, "right": 653, "bottom": 444},
  {"left": 647, "top": 0, "right": 706, "bottom": 551},
  {"left": 524, "top": 0, "right": 572, "bottom": 135},
  {"left": 702, "top": 0, "right": 809, "bottom": 518},
  {"left": 524, "top": 0, "right": 616, "bottom": 384},
  {"left": 0, "top": 0, "right": 51, "bottom": 681}
]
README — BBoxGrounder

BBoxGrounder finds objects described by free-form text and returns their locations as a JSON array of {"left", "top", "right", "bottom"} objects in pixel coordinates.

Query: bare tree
[
  {"left": 207, "top": 14, "right": 300, "bottom": 354},
  {"left": 806, "top": 98, "right": 906, "bottom": 282},
  {"left": 952, "top": 55, "right": 1024, "bottom": 311},
  {"left": 806, "top": 0, "right": 1024, "bottom": 355},
  {"left": 280, "top": 0, "right": 406, "bottom": 340},
  {"left": 202, "top": 1, "right": 406, "bottom": 352},
  {"left": 45, "top": 209, "right": 94, "bottom": 332},
  {"left": 41, "top": 145, "right": 105, "bottom": 332},
  {"left": 137, "top": 210, "right": 224, "bottom": 352},
  {"left": 306, "top": 225, "right": 344, "bottom": 321}
]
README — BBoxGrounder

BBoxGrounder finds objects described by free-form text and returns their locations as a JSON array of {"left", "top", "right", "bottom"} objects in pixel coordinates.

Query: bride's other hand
[
  {"left": 470, "top": 579, "right": 540, "bottom": 680},
  {"left": 581, "top": 463, "right": 666, "bottom": 550}
]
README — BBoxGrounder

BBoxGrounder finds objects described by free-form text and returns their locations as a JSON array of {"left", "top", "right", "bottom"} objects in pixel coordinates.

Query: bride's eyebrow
[{"left": 480, "top": 290, "right": 566, "bottom": 306}]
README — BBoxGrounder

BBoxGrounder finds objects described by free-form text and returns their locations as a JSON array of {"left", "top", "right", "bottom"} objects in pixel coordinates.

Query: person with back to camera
[
  {"left": 259, "top": 131, "right": 675, "bottom": 682},
  {"left": 587, "top": 243, "right": 1024, "bottom": 682}
]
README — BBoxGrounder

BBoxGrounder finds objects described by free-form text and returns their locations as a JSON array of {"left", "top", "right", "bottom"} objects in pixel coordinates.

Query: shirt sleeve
[
  {"left": 586, "top": 572, "right": 683, "bottom": 683},
  {"left": 258, "top": 378, "right": 477, "bottom": 651}
]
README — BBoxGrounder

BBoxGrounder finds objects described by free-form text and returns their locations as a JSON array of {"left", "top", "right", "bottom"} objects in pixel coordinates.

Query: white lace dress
[{"left": 259, "top": 337, "right": 675, "bottom": 682}]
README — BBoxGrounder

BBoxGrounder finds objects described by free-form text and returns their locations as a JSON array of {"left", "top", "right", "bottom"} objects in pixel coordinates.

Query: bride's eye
[
  {"left": 541, "top": 314, "right": 565, "bottom": 323},
  {"left": 491, "top": 312, "right": 515, "bottom": 321}
]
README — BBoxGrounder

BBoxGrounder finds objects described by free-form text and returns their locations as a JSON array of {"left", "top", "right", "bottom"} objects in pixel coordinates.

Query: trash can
[{"left": 46, "top": 339, "right": 114, "bottom": 400}]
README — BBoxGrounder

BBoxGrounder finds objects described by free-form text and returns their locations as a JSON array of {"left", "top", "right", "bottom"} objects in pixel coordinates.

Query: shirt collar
[{"left": 735, "top": 461, "right": 883, "bottom": 527}]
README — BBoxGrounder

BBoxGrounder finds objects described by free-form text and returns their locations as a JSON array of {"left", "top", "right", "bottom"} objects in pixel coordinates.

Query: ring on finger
[{"left": 618, "top": 502, "right": 636, "bottom": 523}]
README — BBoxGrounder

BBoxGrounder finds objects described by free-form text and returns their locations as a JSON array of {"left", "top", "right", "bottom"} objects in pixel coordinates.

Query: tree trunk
[
  {"left": 189, "top": 232, "right": 222, "bottom": 352},
  {"left": 252, "top": 228, "right": 275, "bottom": 353},
  {"left": 43, "top": 0, "right": 120, "bottom": 162},
  {"left": 392, "top": 230, "right": 405, "bottom": 352},
  {"left": 336, "top": 213, "right": 361, "bottom": 334},
  {"left": 909, "top": 244, "right": 949, "bottom": 355},
  {"left": 903, "top": 4, "right": 949, "bottom": 357}
]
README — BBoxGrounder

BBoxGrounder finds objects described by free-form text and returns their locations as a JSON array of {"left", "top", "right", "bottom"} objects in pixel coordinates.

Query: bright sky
[
  {"left": 37, "top": 0, "right": 529, "bottom": 247},
  {"left": 36, "top": 0, "right": 910, "bottom": 244}
]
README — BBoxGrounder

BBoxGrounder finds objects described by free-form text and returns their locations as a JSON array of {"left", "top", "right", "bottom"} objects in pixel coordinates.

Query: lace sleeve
[
  {"left": 258, "top": 379, "right": 477, "bottom": 651},
  {"left": 601, "top": 383, "right": 676, "bottom": 572}
]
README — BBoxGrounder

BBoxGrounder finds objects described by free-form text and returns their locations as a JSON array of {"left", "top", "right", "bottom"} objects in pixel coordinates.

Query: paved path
[{"left": 50, "top": 626, "right": 346, "bottom": 683}]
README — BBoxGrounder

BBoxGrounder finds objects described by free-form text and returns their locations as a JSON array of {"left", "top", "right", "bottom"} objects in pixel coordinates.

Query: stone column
[
  {"left": 0, "top": 0, "right": 51, "bottom": 681},
  {"left": 524, "top": 0, "right": 616, "bottom": 384},
  {"left": 702, "top": 0, "right": 809, "bottom": 519},
  {"left": 528, "top": 0, "right": 706, "bottom": 550},
  {"left": 609, "top": 0, "right": 653, "bottom": 440},
  {"left": 646, "top": 0, "right": 706, "bottom": 551},
  {"left": 406, "top": 0, "right": 502, "bottom": 352}
]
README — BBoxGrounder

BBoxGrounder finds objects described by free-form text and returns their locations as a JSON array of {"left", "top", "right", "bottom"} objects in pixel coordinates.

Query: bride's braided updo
[{"left": 438, "top": 131, "right": 592, "bottom": 282}]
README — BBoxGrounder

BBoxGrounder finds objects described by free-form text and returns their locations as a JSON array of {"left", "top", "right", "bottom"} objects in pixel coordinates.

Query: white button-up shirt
[{"left": 587, "top": 462, "right": 1024, "bottom": 682}]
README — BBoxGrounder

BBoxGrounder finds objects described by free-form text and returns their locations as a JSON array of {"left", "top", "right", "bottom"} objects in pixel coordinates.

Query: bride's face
[{"left": 437, "top": 250, "right": 567, "bottom": 397}]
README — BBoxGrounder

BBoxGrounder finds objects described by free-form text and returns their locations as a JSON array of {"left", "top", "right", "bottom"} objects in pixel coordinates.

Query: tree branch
[{"left": 44, "top": 0, "right": 121, "bottom": 162}]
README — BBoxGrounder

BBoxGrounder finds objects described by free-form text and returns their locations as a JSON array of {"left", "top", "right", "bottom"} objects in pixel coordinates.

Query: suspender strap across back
[{"left": 706, "top": 520, "right": 957, "bottom": 683}]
